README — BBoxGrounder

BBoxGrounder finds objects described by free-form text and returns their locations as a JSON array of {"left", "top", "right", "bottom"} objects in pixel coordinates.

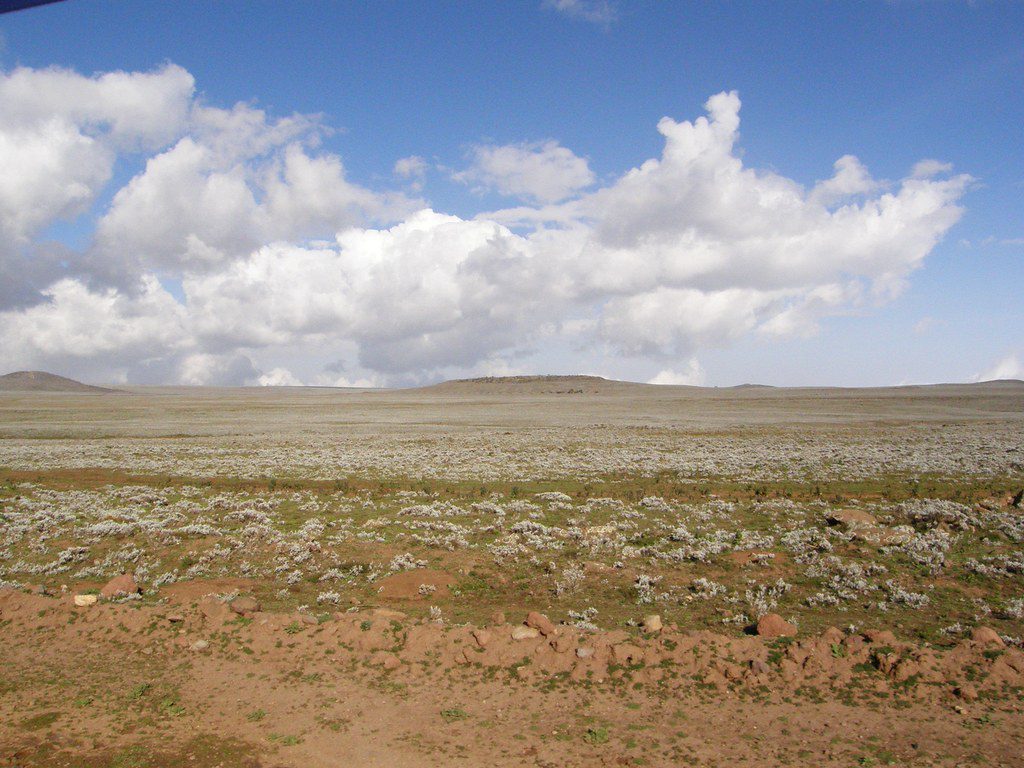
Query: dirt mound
[
  {"left": 0, "top": 370, "right": 118, "bottom": 393},
  {"left": 3, "top": 587, "right": 1022, "bottom": 699}
]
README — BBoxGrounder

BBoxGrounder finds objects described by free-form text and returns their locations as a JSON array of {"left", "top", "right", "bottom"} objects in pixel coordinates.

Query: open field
[{"left": 2, "top": 378, "right": 1023, "bottom": 766}]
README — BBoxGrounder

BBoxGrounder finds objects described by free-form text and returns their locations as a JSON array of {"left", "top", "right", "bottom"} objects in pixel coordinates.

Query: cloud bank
[{"left": 0, "top": 65, "right": 971, "bottom": 386}]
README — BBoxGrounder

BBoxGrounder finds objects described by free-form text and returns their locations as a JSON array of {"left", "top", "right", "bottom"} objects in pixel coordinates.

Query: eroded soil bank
[{"left": 2, "top": 586, "right": 1022, "bottom": 767}]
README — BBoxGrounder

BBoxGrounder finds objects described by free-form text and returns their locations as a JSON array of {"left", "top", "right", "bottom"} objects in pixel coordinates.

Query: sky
[{"left": 0, "top": 0, "right": 1021, "bottom": 388}]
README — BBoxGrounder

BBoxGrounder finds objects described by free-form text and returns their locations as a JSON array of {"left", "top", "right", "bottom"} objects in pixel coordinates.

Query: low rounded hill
[{"left": 0, "top": 371, "right": 118, "bottom": 393}]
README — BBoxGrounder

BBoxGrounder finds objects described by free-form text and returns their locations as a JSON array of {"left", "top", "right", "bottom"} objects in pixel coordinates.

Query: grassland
[{"left": 1, "top": 378, "right": 1022, "bottom": 766}]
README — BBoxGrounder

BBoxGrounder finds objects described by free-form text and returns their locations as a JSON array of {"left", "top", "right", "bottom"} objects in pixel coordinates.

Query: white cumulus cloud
[
  {"left": 649, "top": 358, "right": 705, "bottom": 386},
  {"left": 544, "top": 0, "right": 616, "bottom": 25},
  {"left": 975, "top": 354, "right": 1024, "bottom": 382},
  {"left": 455, "top": 140, "right": 595, "bottom": 203},
  {"left": 0, "top": 65, "right": 973, "bottom": 386}
]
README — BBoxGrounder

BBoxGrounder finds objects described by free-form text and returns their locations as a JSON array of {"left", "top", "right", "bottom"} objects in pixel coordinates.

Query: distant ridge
[
  {"left": 0, "top": 371, "right": 118, "bottom": 393},
  {"left": 412, "top": 374, "right": 660, "bottom": 395},
  {"left": 408, "top": 375, "right": 1024, "bottom": 397}
]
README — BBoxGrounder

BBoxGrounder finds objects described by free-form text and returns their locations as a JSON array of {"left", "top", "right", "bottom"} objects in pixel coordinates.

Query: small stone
[
  {"left": 970, "top": 626, "right": 1004, "bottom": 647},
  {"left": 73, "top": 594, "right": 97, "bottom": 607},
  {"left": 167, "top": 614, "right": 185, "bottom": 623},
  {"left": 642, "top": 614, "right": 662, "bottom": 633},
  {"left": 471, "top": 628, "right": 491, "bottom": 648},
  {"left": 525, "top": 611, "right": 556, "bottom": 636},
  {"left": 189, "top": 640, "right": 209, "bottom": 651},
  {"left": 300, "top": 613, "right": 318, "bottom": 625},
  {"left": 100, "top": 573, "right": 139, "bottom": 599},
  {"left": 229, "top": 596, "right": 261, "bottom": 615},
  {"left": 575, "top": 646, "right": 595, "bottom": 660},
  {"left": 749, "top": 659, "right": 770, "bottom": 675},
  {"left": 756, "top": 613, "right": 797, "bottom": 638},
  {"left": 511, "top": 626, "right": 540, "bottom": 641},
  {"left": 490, "top": 610, "right": 506, "bottom": 626}
]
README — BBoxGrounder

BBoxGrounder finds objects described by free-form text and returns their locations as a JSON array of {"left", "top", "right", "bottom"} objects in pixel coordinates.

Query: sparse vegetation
[{"left": 1, "top": 383, "right": 1022, "bottom": 766}]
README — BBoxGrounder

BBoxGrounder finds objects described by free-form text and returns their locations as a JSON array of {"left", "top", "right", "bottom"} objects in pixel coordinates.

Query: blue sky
[{"left": 0, "top": 0, "right": 1021, "bottom": 386}]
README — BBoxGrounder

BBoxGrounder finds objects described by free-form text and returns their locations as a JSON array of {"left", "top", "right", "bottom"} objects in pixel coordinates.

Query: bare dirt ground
[{"left": 1, "top": 377, "right": 1023, "bottom": 766}]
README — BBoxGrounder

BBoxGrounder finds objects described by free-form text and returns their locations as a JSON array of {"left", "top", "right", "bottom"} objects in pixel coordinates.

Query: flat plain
[{"left": 1, "top": 376, "right": 1023, "bottom": 766}]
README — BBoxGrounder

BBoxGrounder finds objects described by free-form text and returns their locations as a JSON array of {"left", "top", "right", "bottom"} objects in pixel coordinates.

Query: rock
[
  {"left": 756, "top": 613, "right": 797, "bottom": 638},
  {"left": 100, "top": 574, "right": 139, "bottom": 599},
  {"left": 511, "top": 626, "right": 540, "bottom": 641},
  {"left": 229, "top": 596, "right": 261, "bottom": 615},
  {"left": 826, "top": 508, "right": 877, "bottom": 528},
  {"left": 642, "top": 614, "right": 662, "bottom": 633},
  {"left": 189, "top": 640, "right": 209, "bottom": 651},
  {"left": 954, "top": 683, "right": 978, "bottom": 701},
  {"left": 300, "top": 613, "right": 318, "bottom": 625},
  {"left": 970, "top": 626, "right": 1004, "bottom": 647},
  {"left": 199, "top": 597, "right": 231, "bottom": 622},
  {"left": 490, "top": 610, "right": 506, "bottom": 626},
  {"left": 575, "top": 646, "right": 594, "bottom": 660},
  {"left": 471, "top": 628, "right": 491, "bottom": 648},
  {"left": 167, "top": 614, "right": 185, "bottom": 624},
  {"left": 73, "top": 594, "right": 98, "bottom": 607},
  {"left": 1010, "top": 489, "right": 1023, "bottom": 508},
  {"left": 525, "top": 611, "right": 556, "bottom": 636}
]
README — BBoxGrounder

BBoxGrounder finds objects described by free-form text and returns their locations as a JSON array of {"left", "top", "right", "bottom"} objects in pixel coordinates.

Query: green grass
[
  {"left": 440, "top": 707, "right": 469, "bottom": 723},
  {"left": 19, "top": 711, "right": 60, "bottom": 730}
]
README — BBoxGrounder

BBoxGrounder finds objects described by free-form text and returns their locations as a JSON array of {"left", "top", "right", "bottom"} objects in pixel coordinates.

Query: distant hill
[
  {"left": 412, "top": 374, "right": 663, "bottom": 396},
  {"left": 408, "top": 374, "right": 1024, "bottom": 398},
  {"left": 0, "top": 371, "right": 118, "bottom": 393}
]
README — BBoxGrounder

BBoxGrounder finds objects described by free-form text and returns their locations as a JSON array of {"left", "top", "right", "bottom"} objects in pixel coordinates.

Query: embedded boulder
[
  {"left": 970, "top": 626, "right": 1004, "bottom": 647},
  {"left": 229, "top": 596, "right": 261, "bottom": 615},
  {"left": 100, "top": 574, "right": 139, "bottom": 599},
  {"left": 525, "top": 611, "right": 557, "bottom": 636},
  {"left": 826, "top": 508, "right": 877, "bottom": 528}
]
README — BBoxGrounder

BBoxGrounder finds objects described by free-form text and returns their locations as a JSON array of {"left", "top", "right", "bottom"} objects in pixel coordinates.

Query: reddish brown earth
[
  {"left": 1, "top": 586, "right": 1023, "bottom": 767},
  {"left": 375, "top": 569, "right": 456, "bottom": 600}
]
